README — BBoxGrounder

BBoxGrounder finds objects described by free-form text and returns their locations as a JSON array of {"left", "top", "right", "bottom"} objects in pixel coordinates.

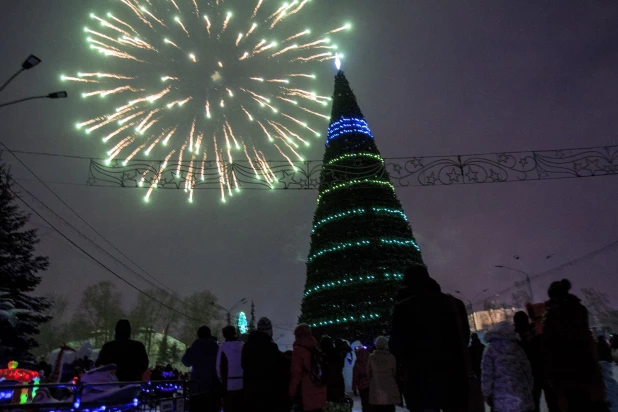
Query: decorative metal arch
[{"left": 87, "top": 145, "right": 618, "bottom": 190}]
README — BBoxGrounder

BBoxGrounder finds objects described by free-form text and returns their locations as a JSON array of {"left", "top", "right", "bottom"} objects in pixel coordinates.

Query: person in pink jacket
[
  {"left": 289, "top": 324, "right": 327, "bottom": 412},
  {"left": 352, "top": 346, "right": 371, "bottom": 411}
]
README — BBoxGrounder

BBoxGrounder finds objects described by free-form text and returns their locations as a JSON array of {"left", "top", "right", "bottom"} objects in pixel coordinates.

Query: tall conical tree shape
[
  {"left": 0, "top": 165, "right": 51, "bottom": 364},
  {"left": 300, "top": 71, "right": 425, "bottom": 340}
]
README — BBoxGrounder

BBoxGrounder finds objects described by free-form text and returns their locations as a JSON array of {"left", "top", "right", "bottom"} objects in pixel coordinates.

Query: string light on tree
[{"left": 299, "top": 67, "right": 426, "bottom": 339}]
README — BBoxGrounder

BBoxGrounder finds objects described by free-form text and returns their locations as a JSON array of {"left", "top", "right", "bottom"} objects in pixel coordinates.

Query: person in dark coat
[
  {"left": 612, "top": 334, "right": 618, "bottom": 365},
  {"left": 542, "top": 279, "right": 608, "bottom": 412},
  {"left": 353, "top": 346, "right": 371, "bottom": 411},
  {"left": 598, "top": 336, "right": 613, "bottom": 365},
  {"left": 182, "top": 325, "right": 221, "bottom": 412},
  {"left": 242, "top": 317, "right": 287, "bottom": 412},
  {"left": 514, "top": 311, "right": 547, "bottom": 412},
  {"left": 320, "top": 336, "right": 346, "bottom": 402},
  {"left": 97, "top": 319, "right": 149, "bottom": 382},
  {"left": 468, "top": 333, "right": 485, "bottom": 380},
  {"left": 390, "top": 265, "right": 470, "bottom": 412}
]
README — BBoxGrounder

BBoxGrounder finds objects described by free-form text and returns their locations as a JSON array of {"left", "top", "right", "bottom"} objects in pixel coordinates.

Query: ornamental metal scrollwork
[{"left": 87, "top": 145, "right": 618, "bottom": 190}]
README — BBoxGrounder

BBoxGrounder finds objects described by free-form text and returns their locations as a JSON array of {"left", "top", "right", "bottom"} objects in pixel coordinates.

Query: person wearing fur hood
[{"left": 481, "top": 321, "right": 535, "bottom": 412}]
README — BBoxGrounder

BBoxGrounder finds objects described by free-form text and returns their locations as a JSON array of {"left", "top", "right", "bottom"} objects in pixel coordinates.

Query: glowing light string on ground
[{"left": 65, "top": 0, "right": 352, "bottom": 203}]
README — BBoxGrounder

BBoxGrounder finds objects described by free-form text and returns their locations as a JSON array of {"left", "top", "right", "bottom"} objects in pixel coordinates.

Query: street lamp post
[
  {"left": 495, "top": 254, "right": 553, "bottom": 304},
  {"left": 494, "top": 265, "right": 534, "bottom": 303},
  {"left": 212, "top": 298, "right": 248, "bottom": 326},
  {"left": 0, "top": 55, "right": 41, "bottom": 95},
  {"left": 0, "top": 55, "right": 67, "bottom": 109}
]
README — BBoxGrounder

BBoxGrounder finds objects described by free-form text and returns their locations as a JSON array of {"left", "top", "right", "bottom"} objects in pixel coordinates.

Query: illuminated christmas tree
[{"left": 299, "top": 70, "right": 425, "bottom": 340}]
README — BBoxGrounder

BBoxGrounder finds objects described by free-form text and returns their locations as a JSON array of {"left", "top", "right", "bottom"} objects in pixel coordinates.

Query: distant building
[{"left": 469, "top": 307, "right": 518, "bottom": 332}]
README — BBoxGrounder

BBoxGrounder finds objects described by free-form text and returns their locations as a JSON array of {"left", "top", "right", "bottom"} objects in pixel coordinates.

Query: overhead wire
[
  {"left": 473, "top": 239, "right": 618, "bottom": 304},
  {"left": 1, "top": 141, "right": 187, "bottom": 301},
  {"left": 1, "top": 142, "right": 214, "bottom": 317},
  {"left": 4, "top": 176, "right": 203, "bottom": 323}
]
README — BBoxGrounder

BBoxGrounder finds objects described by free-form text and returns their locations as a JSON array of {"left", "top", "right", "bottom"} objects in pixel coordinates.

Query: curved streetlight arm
[
  {"left": 0, "top": 69, "right": 25, "bottom": 95},
  {"left": 229, "top": 298, "right": 247, "bottom": 313},
  {"left": 0, "top": 92, "right": 67, "bottom": 110},
  {"left": 0, "top": 95, "right": 47, "bottom": 109}
]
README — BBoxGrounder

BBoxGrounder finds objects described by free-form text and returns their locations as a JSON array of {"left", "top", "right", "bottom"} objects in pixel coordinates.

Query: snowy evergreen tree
[
  {"left": 157, "top": 330, "right": 170, "bottom": 365},
  {"left": 0, "top": 166, "right": 51, "bottom": 365}
]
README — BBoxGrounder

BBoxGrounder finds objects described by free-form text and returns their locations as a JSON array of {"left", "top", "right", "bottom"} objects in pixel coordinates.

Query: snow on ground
[{"left": 349, "top": 395, "right": 550, "bottom": 412}]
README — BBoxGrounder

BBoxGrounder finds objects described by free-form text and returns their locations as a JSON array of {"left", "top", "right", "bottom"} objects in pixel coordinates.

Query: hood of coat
[
  {"left": 221, "top": 340, "right": 244, "bottom": 355},
  {"left": 397, "top": 276, "right": 442, "bottom": 301},
  {"left": 294, "top": 334, "right": 318, "bottom": 350},
  {"left": 485, "top": 321, "right": 519, "bottom": 343}
]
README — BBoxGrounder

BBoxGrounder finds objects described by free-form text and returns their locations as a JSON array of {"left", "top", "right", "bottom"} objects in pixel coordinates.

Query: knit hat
[
  {"left": 257, "top": 317, "right": 273, "bottom": 336},
  {"left": 375, "top": 336, "right": 389, "bottom": 350}
]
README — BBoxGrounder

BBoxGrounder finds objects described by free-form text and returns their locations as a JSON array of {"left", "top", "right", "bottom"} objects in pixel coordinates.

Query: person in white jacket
[
  {"left": 481, "top": 321, "right": 534, "bottom": 412},
  {"left": 217, "top": 325, "right": 245, "bottom": 412}
]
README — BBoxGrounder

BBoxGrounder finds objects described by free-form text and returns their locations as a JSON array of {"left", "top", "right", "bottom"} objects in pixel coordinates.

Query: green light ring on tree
[
  {"left": 303, "top": 273, "right": 404, "bottom": 297},
  {"left": 326, "top": 152, "right": 384, "bottom": 165},
  {"left": 312, "top": 207, "right": 408, "bottom": 233},
  {"left": 316, "top": 179, "right": 395, "bottom": 204},
  {"left": 307, "top": 312, "right": 382, "bottom": 328},
  {"left": 308, "top": 237, "right": 421, "bottom": 263}
]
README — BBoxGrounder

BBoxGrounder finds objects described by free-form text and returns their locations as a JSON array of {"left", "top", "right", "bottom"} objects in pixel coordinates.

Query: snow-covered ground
[{"left": 348, "top": 395, "right": 550, "bottom": 412}]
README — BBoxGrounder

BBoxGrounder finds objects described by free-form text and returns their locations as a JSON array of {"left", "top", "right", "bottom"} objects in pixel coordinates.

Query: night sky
[{"left": 1, "top": 1, "right": 617, "bottom": 341}]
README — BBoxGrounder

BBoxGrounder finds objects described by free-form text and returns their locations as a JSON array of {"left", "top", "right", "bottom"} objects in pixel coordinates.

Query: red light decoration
[{"left": 0, "top": 361, "right": 39, "bottom": 383}]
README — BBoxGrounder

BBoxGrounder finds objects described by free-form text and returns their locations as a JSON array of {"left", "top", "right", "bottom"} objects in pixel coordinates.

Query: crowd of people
[
  {"left": 390, "top": 267, "right": 618, "bottom": 412},
  {"left": 57, "top": 266, "right": 618, "bottom": 412}
]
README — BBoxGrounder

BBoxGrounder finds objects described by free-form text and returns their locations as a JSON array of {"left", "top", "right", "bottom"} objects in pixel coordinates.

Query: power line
[
  {"left": 1, "top": 141, "right": 190, "bottom": 304},
  {"left": 475, "top": 239, "right": 618, "bottom": 304},
  {"left": 5, "top": 179, "right": 203, "bottom": 323}
]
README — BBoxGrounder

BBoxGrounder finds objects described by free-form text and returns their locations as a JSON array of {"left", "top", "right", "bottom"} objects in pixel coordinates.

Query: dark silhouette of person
[
  {"left": 97, "top": 319, "right": 149, "bottom": 382},
  {"left": 468, "top": 333, "right": 485, "bottom": 380},
  {"left": 182, "top": 325, "right": 221, "bottom": 412},
  {"left": 597, "top": 336, "right": 613, "bottom": 363},
  {"left": 514, "top": 310, "right": 547, "bottom": 412},
  {"left": 242, "top": 317, "right": 287, "bottom": 412},
  {"left": 390, "top": 265, "right": 470, "bottom": 412},
  {"left": 543, "top": 279, "right": 607, "bottom": 411},
  {"left": 320, "top": 335, "right": 346, "bottom": 402}
]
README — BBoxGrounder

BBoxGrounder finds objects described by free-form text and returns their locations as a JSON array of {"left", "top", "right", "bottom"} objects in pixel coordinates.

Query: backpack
[{"left": 307, "top": 347, "right": 327, "bottom": 387}]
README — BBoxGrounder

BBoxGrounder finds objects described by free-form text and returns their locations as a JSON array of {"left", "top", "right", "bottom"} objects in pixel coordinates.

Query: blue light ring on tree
[{"left": 326, "top": 117, "right": 374, "bottom": 146}]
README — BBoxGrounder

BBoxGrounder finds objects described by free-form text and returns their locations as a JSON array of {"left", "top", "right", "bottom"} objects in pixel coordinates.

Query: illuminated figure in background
[{"left": 0, "top": 361, "right": 40, "bottom": 405}]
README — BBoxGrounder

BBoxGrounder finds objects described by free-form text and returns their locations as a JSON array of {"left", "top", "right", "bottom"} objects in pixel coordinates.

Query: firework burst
[{"left": 64, "top": 0, "right": 351, "bottom": 203}]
